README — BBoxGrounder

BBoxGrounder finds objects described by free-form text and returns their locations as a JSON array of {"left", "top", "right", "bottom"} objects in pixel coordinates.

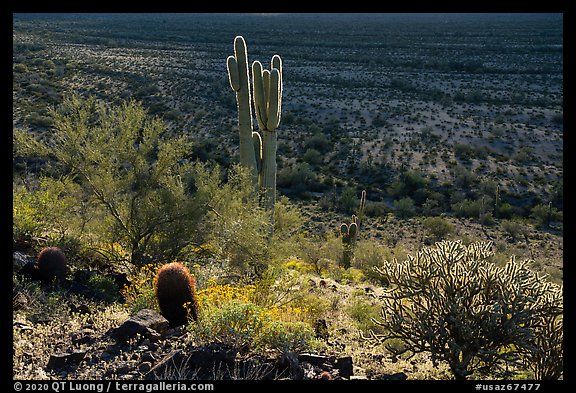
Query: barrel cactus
[
  {"left": 37, "top": 246, "right": 68, "bottom": 282},
  {"left": 153, "top": 262, "right": 199, "bottom": 327}
]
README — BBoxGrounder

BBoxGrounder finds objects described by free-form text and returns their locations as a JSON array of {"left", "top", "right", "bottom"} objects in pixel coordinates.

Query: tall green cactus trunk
[
  {"left": 227, "top": 36, "right": 258, "bottom": 189},
  {"left": 261, "top": 130, "right": 277, "bottom": 213},
  {"left": 253, "top": 57, "right": 282, "bottom": 220},
  {"left": 227, "top": 36, "right": 283, "bottom": 230}
]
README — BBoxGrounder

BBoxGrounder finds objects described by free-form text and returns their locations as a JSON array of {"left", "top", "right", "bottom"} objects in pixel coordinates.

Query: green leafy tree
[{"left": 14, "top": 95, "right": 203, "bottom": 265}]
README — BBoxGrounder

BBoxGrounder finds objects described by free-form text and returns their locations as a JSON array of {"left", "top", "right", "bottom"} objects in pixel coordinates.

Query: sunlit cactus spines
[
  {"left": 154, "top": 261, "right": 199, "bottom": 328},
  {"left": 365, "top": 240, "right": 563, "bottom": 380},
  {"left": 227, "top": 36, "right": 258, "bottom": 188},
  {"left": 227, "top": 35, "right": 283, "bottom": 227}
]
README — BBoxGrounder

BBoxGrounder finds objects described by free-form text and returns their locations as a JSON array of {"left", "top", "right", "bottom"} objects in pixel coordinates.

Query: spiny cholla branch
[{"left": 364, "top": 240, "right": 563, "bottom": 380}]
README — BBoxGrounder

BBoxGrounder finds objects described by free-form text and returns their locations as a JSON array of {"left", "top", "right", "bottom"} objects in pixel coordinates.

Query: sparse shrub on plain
[
  {"left": 422, "top": 216, "right": 454, "bottom": 243},
  {"left": 501, "top": 219, "right": 529, "bottom": 242},
  {"left": 393, "top": 196, "right": 416, "bottom": 218}
]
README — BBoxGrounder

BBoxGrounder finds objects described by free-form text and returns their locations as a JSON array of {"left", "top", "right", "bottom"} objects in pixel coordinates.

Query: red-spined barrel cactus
[
  {"left": 153, "top": 262, "right": 199, "bottom": 327},
  {"left": 37, "top": 246, "right": 68, "bottom": 282}
]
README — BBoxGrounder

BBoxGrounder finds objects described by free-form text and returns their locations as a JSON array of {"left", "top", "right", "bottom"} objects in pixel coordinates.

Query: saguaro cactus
[
  {"left": 226, "top": 36, "right": 258, "bottom": 189},
  {"left": 340, "top": 190, "right": 366, "bottom": 268},
  {"left": 227, "top": 36, "right": 283, "bottom": 225},
  {"left": 252, "top": 55, "right": 282, "bottom": 213}
]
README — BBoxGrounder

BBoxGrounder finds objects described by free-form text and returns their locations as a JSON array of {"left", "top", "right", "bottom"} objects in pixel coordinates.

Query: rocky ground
[{"left": 13, "top": 250, "right": 414, "bottom": 381}]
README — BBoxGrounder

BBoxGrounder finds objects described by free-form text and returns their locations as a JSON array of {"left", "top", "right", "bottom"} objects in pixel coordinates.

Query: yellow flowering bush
[
  {"left": 191, "top": 277, "right": 321, "bottom": 354},
  {"left": 281, "top": 258, "right": 315, "bottom": 274},
  {"left": 196, "top": 278, "right": 256, "bottom": 310}
]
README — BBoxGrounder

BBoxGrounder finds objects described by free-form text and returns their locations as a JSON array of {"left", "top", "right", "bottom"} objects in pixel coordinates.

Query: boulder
[
  {"left": 46, "top": 350, "right": 88, "bottom": 370},
  {"left": 110, "top": 309, "right": 169, "bottom": 343},
  {"left": 13, "top": 251, "right": 34, "bottom": 273}
]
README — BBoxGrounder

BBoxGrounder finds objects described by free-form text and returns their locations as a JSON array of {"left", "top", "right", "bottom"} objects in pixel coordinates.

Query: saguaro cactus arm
[
  {"left": 227, "top": 36, "right": 258, "bottom": 186},
  {"left": 252, "top": 55, "right": 283, "bottom": 214}
]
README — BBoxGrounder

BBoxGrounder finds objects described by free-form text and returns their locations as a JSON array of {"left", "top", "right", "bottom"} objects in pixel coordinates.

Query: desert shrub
[
  {"left": 272, "top": 196, "right": 303, "bottom": 241},
  {"left": 277, "top": 162, "right": 316, "bottom": 193},
  {"left": 122, "top": 263, "right": 160, "bottom": 314},
  {"left": 530, "top": 203, "right": 561, "bottom": 229},
  {"left": 259, "top": 320, "right": 318, "bottom": 354},
  {"left": 345, "top": 296, "right": 385, "bottom": 335},
  {"left": 393, "top": 197, "right": 416, "bottom": 218},
  {"left": 451, "top": 198, "right": 482, "bottom": 219},
  {"left": 338, "top": 187, "right": 358, "bottom": 215},
  {"left": 304, "top": 132, "right": 331, "bottom": 154},
  {"left": 501, "top": 219, "right": 529, "bottom": 242},
  {"left": 367, "top": 240, "right": 563, "bottom": 380},
  {"left": 363, "top": 201, "right": 391, "bottom": 217},
  {"left": 496, "top": 202, "right": 514, "bottom": 219},
  {"left": 14, "top": 95, "right": 205, "bottom": 265},
  {"left": 292, "top": 233, "right": 333, "bottom": 276},
  {"left": 198, "top": 165, "right": 270, "bottom": 274},
  {"left": 191, "top": 277, "right": 320, "bottom": 354},
  {"left": 86, "top": 273, "right": 122, "bottom": 302},
  {"left": 13, "top": 175, "right": 82, "bottom": 246},
  {"left": 302, "top": 148, "right": 322, "bottom": 165},
  {"left": 352, "top": 240, "right": 391, "bottom": 283},
  {"left": 388, "top": 170, "right": 427, "bottom": 201},
  {"left": 326, "top": 264, "right": 365, "bottom": 285},
  {"left": 422, "top": 216, "right": 454, "bottom": 243},
  {"left": 154, "top": 262, "right": 199, "bottom": 327}
]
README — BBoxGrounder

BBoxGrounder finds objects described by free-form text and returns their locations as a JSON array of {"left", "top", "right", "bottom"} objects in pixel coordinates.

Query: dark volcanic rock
[
  {"left": 110, "top": 309, "right": 169, "bottom": 343},
  {"left": 46, "top": 350, "right": 88, "bottom": 370}
]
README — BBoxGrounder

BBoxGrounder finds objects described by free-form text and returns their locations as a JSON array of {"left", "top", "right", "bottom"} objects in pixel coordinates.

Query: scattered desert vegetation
[{"left": 13, "top": 13, "right": 562, "bottom": 382}]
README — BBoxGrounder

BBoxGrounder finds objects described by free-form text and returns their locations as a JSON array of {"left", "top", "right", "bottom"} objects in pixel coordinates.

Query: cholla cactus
[
  {"left": 519, "top": 275, "right": 563, "bottom": 380},
  {"left": 227, "top": 36, "right": 283, "bottom": 224},
  {"left": 365, "top": 240, "right": 563, "bottom": 380},
  {"left": 340, "top": 190, "right": 366, "bottom": 268}
]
